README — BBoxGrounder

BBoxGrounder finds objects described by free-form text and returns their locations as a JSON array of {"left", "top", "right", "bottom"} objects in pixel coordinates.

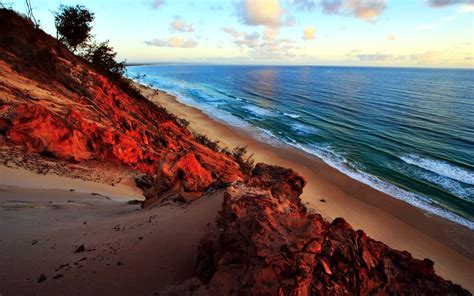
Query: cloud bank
[
  {"left": 222, "top": 26, "right": 298, "bottom": 58},
  {"left": 354, "top": 51, "right": 441, "bottom": 63},
  {"left": 320, "top": 0, "right": 387, "bottom": 21},
  {"left": 145, "top": 36, "right": 198, "bottom": 48}
]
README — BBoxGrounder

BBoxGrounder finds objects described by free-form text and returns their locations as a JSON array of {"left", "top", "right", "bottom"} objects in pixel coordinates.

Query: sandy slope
[
  {"left": 0, "top": 166, "right": 143, "bottom": 202},
  {"left": 134, "top": 83, "right": 474, "bottom": 293},
  {"left": 0, "top": 180, "right": 224, "bottom": 295}
]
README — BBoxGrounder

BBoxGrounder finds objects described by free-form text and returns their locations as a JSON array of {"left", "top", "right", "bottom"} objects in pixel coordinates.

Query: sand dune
[{"left": 0, "top": 179, "right": 224, "bottom": 295}]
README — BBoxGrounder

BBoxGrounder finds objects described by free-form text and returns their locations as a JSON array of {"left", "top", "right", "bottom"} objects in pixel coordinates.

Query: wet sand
[{"left": 135, "top": 83, "right": 474, "bottom": 292}]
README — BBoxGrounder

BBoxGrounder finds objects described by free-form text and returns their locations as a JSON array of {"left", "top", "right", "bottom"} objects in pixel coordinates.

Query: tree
[
  {"left": 25, "top": 0, "right": 39, "bottom": 28},
  {"left": 54, "top": 5, "right": 94, "bottom": 52},
  {"left": 83, "top": 40, "right": 125, "bottom": 77}
]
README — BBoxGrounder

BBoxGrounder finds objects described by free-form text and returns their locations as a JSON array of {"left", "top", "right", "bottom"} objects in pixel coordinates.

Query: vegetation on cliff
[{"left": 0, "top": 6, "right": 470, "bottom": 295}]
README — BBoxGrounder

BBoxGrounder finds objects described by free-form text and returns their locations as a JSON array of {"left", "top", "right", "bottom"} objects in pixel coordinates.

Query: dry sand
[
  {"left": 136, "top": 83, "right": 474, "bottom": 292},
  {"left": 0, "top": 177, "right": 224, "bottom": 295}
]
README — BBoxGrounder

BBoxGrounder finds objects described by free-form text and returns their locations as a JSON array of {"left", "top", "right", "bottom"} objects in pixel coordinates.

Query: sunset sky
[{"left": 10, "top": 0, "right": 474, "bottom": 67}]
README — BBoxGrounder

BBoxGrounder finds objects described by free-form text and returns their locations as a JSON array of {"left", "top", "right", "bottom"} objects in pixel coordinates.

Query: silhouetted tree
[{"left": 54, "top": 5, "right": 94, "bottom": 51}]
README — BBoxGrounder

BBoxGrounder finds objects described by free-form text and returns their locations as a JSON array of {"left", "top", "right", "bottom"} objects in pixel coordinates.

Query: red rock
[
  {"left": 0, "top": 8, "right": 244, "bottom": 200},
  {"left": 175, "top": 163, "right": 470, "bottom": 295}
]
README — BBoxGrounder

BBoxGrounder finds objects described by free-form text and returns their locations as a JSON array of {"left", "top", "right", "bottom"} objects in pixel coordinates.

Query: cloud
[
  {"left": 235, "top": 32, "right": 260, "bottom": 48},
  {"left": 321, "top": 0, "right": 387, "bottom": 22},
  {"left": 151, "top": 0, "right": 166, "bottom": 9},
  {"left": 427, "top": 0, "right": 474, "bottom": 7},
  {"left": 145, "top": 36, "right": 198, "bottom": 48},
  {"left": 222, "top": 27, "right": 243, "bottom": 38},
  {"left": 222, "top": 26, "right": 298, "bottom": 58},
  {"left": 263, "top": 29, "right": 278, "bottom": 41},
  {"left": 223, "top": 27, "right": 260, "bottom": 48},
  {"left": 235, "top": 0, "right": 284, "bottom": 28},
  {"left": 387, "top": 33, "right": 396, "bottom": 40},
  {"left": 303, "top": 27, "right": 316, "bottom": 40},
  {"left": 353, "top": 51, "right": 441, "bottom": 63},
  {"left": 409, "top": 51, "right": 440, "bottom": 63},
  {"left": 356, "top": 52, "right": 398, "bottom": 62},
  {"left": 170, "top": 16, "right": 194, "bottom": 32},
  {"left": 293, "top": 0, "right": 317, "bottom": 10},
  {"left": 321, "top": 0, "right": 343, "bottom": 14}
]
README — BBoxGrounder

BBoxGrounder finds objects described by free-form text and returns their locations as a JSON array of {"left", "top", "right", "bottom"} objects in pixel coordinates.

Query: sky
[{"left": 8, "top": 0, "right": 474, "bottom": 68}]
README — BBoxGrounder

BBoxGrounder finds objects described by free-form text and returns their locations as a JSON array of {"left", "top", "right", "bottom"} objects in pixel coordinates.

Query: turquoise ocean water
[{"left": 128, "top": 65, "right": 474, "bottom": 229}]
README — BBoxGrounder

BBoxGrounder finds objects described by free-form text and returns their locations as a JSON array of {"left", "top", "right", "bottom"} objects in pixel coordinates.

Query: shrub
[
  {"left": 231, "top": 145, "right": 255, "bottom": 174},
  {"left": 176, "top": 117, "right": 190, "bottom": 128},
  {"left": 195, "top": 133, "right": 220, "bottom": 152},
  {"left": 54, "top": 5, "right": 94, "bottom": 52},
  {"left": 82, "top": 40, "right": 125, "bottom": 77}
]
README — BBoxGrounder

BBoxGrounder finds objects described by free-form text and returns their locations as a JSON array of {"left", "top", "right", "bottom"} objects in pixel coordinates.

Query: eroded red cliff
[
  {"left": 177, "top": 163, "right": 470, "bottom": 295},
  {"left": 0, "top": 9, "right": 243, "bottom": 202}
]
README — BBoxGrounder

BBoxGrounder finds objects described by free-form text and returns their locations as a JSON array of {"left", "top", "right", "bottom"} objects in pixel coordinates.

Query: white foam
[
  {"left": 401, "top": 154, "right": 474, "bottom": 185},
  {"left": 395, "top": 162, "right": 474, "bottom": 203},
  {"left": 290, "top": 122, "right": 320, "bottom": 136},
  {"left": 283, "top": 112, "right": 301, "bottom": 119},
  {"left": 242, "top": 105, "right": 275, "bottom": 117},
  {"left": 292, "top": 144, "right": 474, "bottom": 230}
]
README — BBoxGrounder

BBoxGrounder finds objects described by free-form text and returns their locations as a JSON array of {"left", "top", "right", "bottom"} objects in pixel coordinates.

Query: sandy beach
[{"left": 135, "top": 83, "right": 474, "bottom": 292}]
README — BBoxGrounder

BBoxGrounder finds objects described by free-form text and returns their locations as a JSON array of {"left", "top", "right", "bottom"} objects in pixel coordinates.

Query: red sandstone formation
[
  {"left": 0, "top": 9, "right": 470, "bottom": 295},
  {"left": 180, "top": 163, "right": 471, "bottom": 295},
  {"left": 0, "top": 9, "right": 242, "bottom": 202}
]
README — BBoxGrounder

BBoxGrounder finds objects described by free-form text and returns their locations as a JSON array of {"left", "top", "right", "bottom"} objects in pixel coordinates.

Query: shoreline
[{"left": 135, "top": 82, "right": 474, "bottom": 292}]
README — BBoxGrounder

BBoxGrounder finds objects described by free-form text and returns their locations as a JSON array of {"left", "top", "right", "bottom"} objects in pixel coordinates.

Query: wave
[
  {"left": 400, "top": 154, "right": 474, "bottom": 185},
  {"left": 290, "top": 144, "right": 474, "bottom": 230},
  {"left": 283, "top": 112, "right": 301, "bottom": 119},
  {"left": 392, "top": 162, "right": 474, "bottom": 203},
  {"left": 242, "top": 104, "right": 275, "bottom": 117},
  {"left": 290, "top": 122, "right": 320, "bottom": 136}
]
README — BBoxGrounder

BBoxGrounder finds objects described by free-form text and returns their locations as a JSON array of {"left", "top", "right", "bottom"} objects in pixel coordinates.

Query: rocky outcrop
[
  {"left": 0, "top": 8, "right": 243, "bottom": 202},
  {"left": 0, "top": 9, "right": 470, "bottom": 295},
  {"left": 176, "top": 163, "right": 470, "bottom": 295}
]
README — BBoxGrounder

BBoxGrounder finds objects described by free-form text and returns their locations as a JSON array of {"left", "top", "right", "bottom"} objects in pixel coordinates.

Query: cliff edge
[{"left": 0, "top": 8, "right": 470, "bottom": 295}]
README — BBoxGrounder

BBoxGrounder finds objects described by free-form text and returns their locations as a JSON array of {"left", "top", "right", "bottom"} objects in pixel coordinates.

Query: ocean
[{"left": 127, "top": 65, "right": 474, "bottom": 229}]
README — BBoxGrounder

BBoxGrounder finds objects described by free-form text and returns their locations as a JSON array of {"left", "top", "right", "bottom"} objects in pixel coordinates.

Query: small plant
[
  {"left": 176, "top": 117, "right": 190, "bottom": 128},
  {"left": 195, "top": 133, "right": 220, "bottom": 152},
  {"left": 54, "top": 5, "right": 94, "bottom": 52},
  {"left": 231, "top": 145, "right": 255, "bottom": 174}
]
